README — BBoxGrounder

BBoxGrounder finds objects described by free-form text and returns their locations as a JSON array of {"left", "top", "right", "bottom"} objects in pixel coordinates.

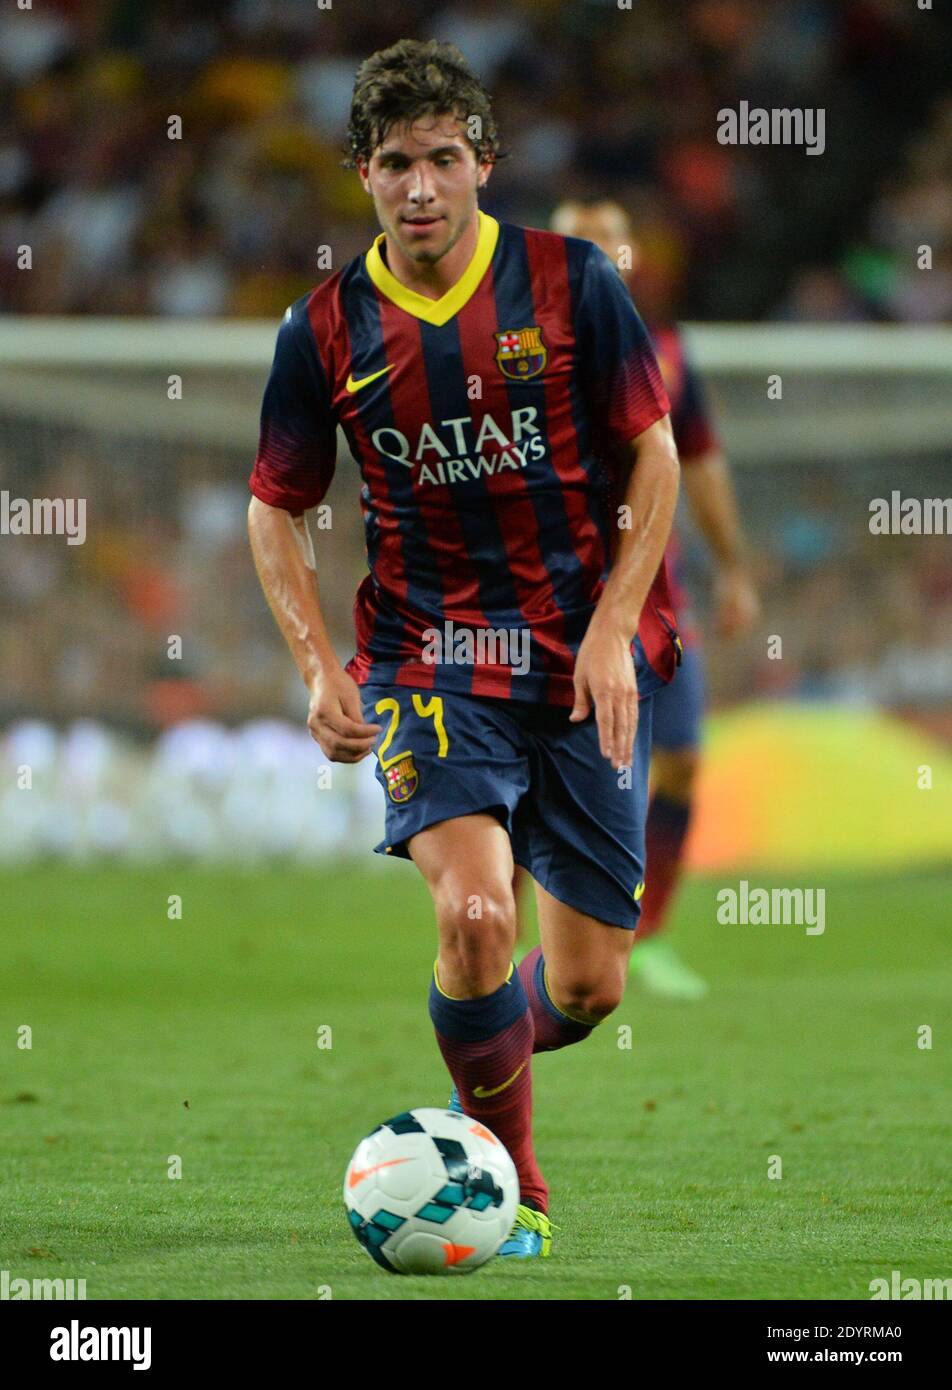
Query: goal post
[{"left": 0, "top": 319, "right": 950, "bottom": 459}]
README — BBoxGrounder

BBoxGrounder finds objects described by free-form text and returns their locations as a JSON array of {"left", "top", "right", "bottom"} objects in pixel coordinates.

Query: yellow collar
[{"left": 365, "top": 210, "right": 499, "bottom": 327}]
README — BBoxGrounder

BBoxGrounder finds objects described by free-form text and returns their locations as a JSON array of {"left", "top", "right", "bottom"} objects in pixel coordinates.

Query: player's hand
[
  {"left": 306, "top": 668, "right": 382, "bottom": 763},
  {"left": 713, "top": 564, "right": 760, "bottom": 639},
  {"left": 569, "top": 620, "right": 638, "bottom": 771}
]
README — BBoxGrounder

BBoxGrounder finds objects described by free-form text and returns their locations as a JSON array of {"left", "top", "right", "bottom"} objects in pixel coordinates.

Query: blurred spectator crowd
[
  {"left": 0, "top": 715, "right": 386, "bottom": 861},
  {"left": 2, "top": 424, "right": 951, "bottom": 735},
  {"left": 0, "top": 0, "right": 950, "bottom": 322},
  {"left": 0, "top": 428, "right": 368, "bottom": 731}
]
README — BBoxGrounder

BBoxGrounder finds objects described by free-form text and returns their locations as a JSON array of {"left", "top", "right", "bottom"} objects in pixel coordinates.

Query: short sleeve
[
  {"left": 671, "top": 346, "right": 720, "bottom": 462},
  {"left": 575, "top": 245, "right": 670, "bottom": 448},
  {"left": 249, "top": 302, "right": 337, "bottom": 512}
]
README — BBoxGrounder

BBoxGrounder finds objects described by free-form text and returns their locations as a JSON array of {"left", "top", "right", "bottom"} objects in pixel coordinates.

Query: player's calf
[
  {"left": 428, "top": 962, "right": 546, "bottom": 1214},
  {"left": 415, "top": 815, "right": 548, "bottom": 1213},
  {"left": 637, "top": 746, "right": 699, "bottom": 945},
  {"left": 651, "top": 745, "right": 700, "bottom": 803}
]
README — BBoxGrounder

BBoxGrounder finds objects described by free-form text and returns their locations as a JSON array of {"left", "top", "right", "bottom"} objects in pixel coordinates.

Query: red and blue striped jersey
[
  {"left": 250, "top": 210, "right": 680, "bottom": 705},
  {"left": 650, "top": 324, "right": 722, "bottom": 649}
]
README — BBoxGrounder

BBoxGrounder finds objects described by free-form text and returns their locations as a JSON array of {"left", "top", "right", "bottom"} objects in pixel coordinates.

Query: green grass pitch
[{"left": 2, "top": 863, "right": 950, "bottom": 1300}]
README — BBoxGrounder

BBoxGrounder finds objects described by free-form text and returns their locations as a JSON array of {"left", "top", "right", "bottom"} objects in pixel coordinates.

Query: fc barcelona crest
[
  {"left": 385, "top": 753, "right": 419, "bottom": 804},
  {"left": 494, "top": 326, "right": 547, "bottom": 381}
]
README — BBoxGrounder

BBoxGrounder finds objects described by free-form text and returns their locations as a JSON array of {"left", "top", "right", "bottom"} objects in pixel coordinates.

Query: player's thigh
[
  {"left": 361, "top": 683, "right": 528, "bottom": 861},
  {"left": 361, "top": 683, "right": 528, "bottom": 992},
  {"left": 534, "top": 880, "right": 634, "bottom": 1020},
  {"left": 409, "top": 812, "right": 517, "bottom": 935},
  {"left": 651, "top": 645, "right": 704, "bottom": 751},
  {"left": 410, "top": 813, "right": 519, "bottom": 996},
  {"left": 513, "top": 695, "right": 654, "bottom": 1011},
  {"left": 650, "top": 646, "right": 705, "bottom": 800}
]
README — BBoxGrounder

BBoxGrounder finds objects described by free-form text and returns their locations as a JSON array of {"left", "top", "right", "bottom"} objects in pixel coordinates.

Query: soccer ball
[{"left": 344, "top": 1107, "right": 519, "bottom": 1275}]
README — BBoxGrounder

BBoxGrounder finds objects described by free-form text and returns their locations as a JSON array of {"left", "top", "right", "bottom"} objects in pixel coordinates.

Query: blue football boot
[
  {"left": 498, "top": 1203, "right": 555, "bottom": 1258},
  {"left": 446, "top": 1091, "right": 554, "bottom": 1256}
]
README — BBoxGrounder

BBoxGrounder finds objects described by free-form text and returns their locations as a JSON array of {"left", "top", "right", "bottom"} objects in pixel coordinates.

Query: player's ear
[
  {"left": 356, "top": 156, "right": 371, "bottom": 193},
  {"left": 476, "top": 156, "right": 493, "bottom": 190}
]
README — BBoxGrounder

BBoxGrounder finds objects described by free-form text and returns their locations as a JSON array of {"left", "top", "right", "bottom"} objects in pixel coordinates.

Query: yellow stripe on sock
[
  {"left": 433, "top": 961, "right": 466, "bottom": 1001},
  {"left": 433, "top": 960, "right": 516, "bottom": 999}
]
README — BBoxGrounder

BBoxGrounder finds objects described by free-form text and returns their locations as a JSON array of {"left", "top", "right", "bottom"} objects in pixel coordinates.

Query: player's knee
[
  {"left": 434, "top": 885, "right": 516, "bottom": 991},
  {"left": 654, "top": 746, "right": 700, "bottom": 802},
  {"left": 577, "top": 988, "right": 623, "bottom": 1024},
  {"left": 553, "top": 974, "right": 624, "bottom": 1024}
]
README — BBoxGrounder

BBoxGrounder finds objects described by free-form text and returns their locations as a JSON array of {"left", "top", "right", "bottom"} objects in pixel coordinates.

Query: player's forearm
[
  {"left": 682, "top": 449, "right": 748, "bottom": 570},
  {"left": 247, "top": 496, "right": 340, "bottom": 687},
  {"left": 595, "top": 417, "right": 680, "bottom": 641}
]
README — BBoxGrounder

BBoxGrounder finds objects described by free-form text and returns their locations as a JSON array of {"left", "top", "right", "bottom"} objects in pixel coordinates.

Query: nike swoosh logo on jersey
[
  {"left": 345, "top": 365, "right": 394, "bottom": 393},
  {"left": 473, "top": 1062, "right": 527, "bottom": 1098}
]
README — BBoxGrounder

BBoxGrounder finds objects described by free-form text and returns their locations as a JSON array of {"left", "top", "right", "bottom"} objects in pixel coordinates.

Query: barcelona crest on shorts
[
  {"left": 385, "top": 753, "right": 419, "bottom": 804},
  {"left": 494, "top": 326, "right": 547, "bottom": 381}
]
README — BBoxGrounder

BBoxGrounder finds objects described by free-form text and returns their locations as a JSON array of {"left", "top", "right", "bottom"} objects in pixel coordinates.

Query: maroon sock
[
  {"left": 518, "top": 946, "right": 594, "bottom": 1054},
  {"left": 638, "top": 793, "right": 692, "bottom": 940},
  {"left": 429, "top": 964, "right": 548, "bottom": 1213}
]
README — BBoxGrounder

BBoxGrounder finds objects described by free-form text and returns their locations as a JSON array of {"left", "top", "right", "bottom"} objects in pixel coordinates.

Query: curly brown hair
[{"left": 343, "top": 38, "right": 503, "bottom": 170}]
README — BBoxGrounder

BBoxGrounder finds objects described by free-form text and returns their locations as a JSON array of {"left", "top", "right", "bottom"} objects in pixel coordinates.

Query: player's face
[
  {"left": 359, "top": 115, "right": 492, "bottom": 265},
  {"left": 558, "top": 205, "right": 639, "bottom": 274}
]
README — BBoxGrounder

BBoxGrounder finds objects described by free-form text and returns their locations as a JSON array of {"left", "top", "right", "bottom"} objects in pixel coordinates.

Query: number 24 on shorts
[{"left": 374, "top": 694, "right": 450, "bottom": 772}]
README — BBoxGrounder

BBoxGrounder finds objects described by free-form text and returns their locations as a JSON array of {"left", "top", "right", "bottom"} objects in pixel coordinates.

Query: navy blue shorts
[
  {"left": 360, "top": 683, "right": 654, "bottom": 931},
  {"left": 651, "top": 643, "right": 705, "bottom": 751}
]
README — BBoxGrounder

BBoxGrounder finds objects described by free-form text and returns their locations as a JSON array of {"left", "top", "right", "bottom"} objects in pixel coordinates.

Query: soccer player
[
  {"left": 247, "top": 40, "right": 681, "bottom": 1260},
  {"left": 550, "top": 199, "right": 760, "bottom": 1000}
]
